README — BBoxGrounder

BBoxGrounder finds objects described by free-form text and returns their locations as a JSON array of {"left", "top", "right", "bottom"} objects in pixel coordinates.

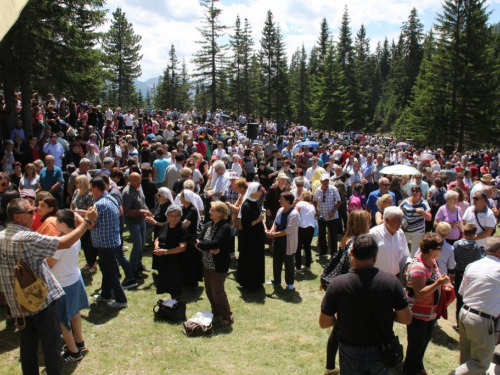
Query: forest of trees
[{"left": 1, "top": 0, "right": 500, "bottom": 149}]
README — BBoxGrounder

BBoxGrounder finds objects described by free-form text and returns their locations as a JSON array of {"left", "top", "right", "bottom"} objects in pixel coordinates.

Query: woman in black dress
[
  {"left": 237, "top": 182, "right": 266, "bottom": 289},
  {"left": 153, "top": 205, "right": 188, "bottom": 300},
  {"left": 180, "top": 189, "right": 203, "bottom": 288},
  {"left": 146, "top": 187, "right": 174, "bottom": 270}
]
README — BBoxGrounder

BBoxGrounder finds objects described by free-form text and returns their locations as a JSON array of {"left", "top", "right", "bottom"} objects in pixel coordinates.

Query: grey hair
[
  {"left": 103, "top": 157, "right": 114, "bottom": 165},
  {"left": 166, "top": 205, "right": 182, "bottom": 217},
  {"left": 485, "top": 236, "right": 500, "bottom": 254},
  {"left": 79, "top": 158, "right": 91, "bottom": 166},
  {"left": 183, "top": 179, "right": 195, "bottom": 189},
  {"left": 7, "top": 198, "right": 30, "bottom": 222},
  {"left": 383, "top": 206, "right": 403, "bottom": 221},
  {"left": 177, "top": 141, "right": 184, "bottom": 147},
  {"left": 444, "top": 190, "right": 459, "bottom": 201},
  {"left": 294, "top": 176, "right": 304, "bottom": 185},
  {"left": 33, "top": 159, "right": 44, "bottom": 169},
  {"left": 213, "top": 160, "right": 226, "bottom": 171},
  {"left": 221, "top": 154, "right": 230, "bottom": 162}
]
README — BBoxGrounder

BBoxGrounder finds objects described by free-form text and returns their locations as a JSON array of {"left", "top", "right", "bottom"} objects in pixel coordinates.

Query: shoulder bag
[
  {"left": 153, "top": 299, "right": 186, "bottom": 321},
  {"left": 12, "top": 233, "right": 49, "bottom": 329},
  {"left": 474, "top": 209, "right": 497, "bottom": 236},
  {"left": 320, "top": 238, "right": 353, "bottom": 291}
]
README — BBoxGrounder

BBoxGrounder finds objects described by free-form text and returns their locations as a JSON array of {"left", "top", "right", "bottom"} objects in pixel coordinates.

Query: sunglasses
[
  {"left": 472, "top": 197, "right": 484, "bottom": 201},
  {"left": 296, "top": 184, "right": 304, "bottom": 187},
  {"left": 322, "top": 194, "right": 326, "bottom": 202},
  {"left": 380, "top": 183, "right": 390, "bottom": 187},
  {"left": 411, "top": 189, "right": 421, "bottom": 193},
  {"left": 17, "top": 210, "right": 34, "bottom": 216}
]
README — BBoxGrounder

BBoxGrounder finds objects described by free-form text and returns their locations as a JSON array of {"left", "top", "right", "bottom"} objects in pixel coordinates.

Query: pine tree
[
  {"left": 169, "top": 44, "right": 180, "bottom": 109},
  {"left": 177, "top": 58, "right": 193, "bottom": 111},
  {"left": 274, "top": 25, "right": 290, "bottom": 120},
  {"left": 317, "top": 18, "right": 330, "bottom": 64},
  {"left": 354, "top": 24, "right": 372, "bottom": 127},
  {"left": 103, "top": 7, "right": 143, "bottom": 109},
  {"left": 192, "top": 0, "right": 228, "bottom": 112},
  {"left": 259, "top": 10, "right": 277, "bottom": 119},
  {"left": 397, "top": 0, "right": 499, "bottom": 149}
]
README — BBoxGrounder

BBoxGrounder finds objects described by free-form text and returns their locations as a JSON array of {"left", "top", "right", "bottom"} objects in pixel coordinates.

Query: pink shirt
[{"left": 435, "top": 205, "right": 463, "bottom": 240}]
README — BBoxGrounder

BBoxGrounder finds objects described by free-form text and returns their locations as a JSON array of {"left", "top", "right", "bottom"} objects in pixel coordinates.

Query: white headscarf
[
  {"left": 182, "top": 189, "right": 201, "bottom": 227},
  {"left": 238, "top": 182, "right": 260, "bottom": 218},
  {"left": 157, "top": 187, "right": 175, "bottom": 206}
]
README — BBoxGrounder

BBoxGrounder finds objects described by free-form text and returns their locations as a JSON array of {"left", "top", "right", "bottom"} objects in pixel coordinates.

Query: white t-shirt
[
  {"left": 51, "top": 239, "right": 81, "bottom": 288},
  {"left": 192, "top": 169, "right": 204, "bottom": 191},
  {"left": 462, "top": 206, "right": 496, "bottom": 247},
  {"left": 124, "top": 114, "right": 134, "bottom": 128},
  {"left": 296, "top": 201, "right": 316, "bottom": 229}
]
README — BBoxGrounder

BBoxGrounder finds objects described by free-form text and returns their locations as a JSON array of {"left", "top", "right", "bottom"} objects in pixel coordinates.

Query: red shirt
[
  {"left": 470, "top": 166, "right": 478, "bottom": 179},
  {"left": 30, "top": 146, "right": 39, "bottom": 162}
]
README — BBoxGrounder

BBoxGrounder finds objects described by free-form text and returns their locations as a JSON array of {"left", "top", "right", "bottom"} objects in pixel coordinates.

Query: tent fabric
[{"left": 0, "top": 0, "right": 30, "bottom": 42}]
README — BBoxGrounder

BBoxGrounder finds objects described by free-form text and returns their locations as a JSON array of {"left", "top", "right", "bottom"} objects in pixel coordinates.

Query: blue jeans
[
  {"left": 339, "top": 343, "right": 388, "bottom": 375},
  {"left": 114, "top": 246, "right": 135, "bottom": 281},
  {"left": 97, "top": 247, "right": 127, "bottom": 303},
  {"left": 127, "top": 220, "right": 146, "bottom": 273}
]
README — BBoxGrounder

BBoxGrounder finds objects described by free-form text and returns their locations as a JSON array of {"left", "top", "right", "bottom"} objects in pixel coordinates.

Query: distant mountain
[{"left": 134, "top": 77, "right": 159, "bottom": 96}]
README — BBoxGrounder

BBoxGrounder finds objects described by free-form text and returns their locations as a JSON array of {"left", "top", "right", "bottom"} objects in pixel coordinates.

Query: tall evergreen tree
[
  {"left": 274, "top": 25, "right": 290, "bottom": 120},
  {"left": 168, "top": 44, "right": 179, "bottom": 109},
  {"left": 192, "top": 0, "right": 228, "bottom": 112},
  {"left": 103, "top": 7, "right": 143, "bottom": 109},
  {"left": 317, "top": 18, "right": 331, "bottom": 64},
  {"left": 259, "top": 10, "right": 277, "bottom": 119},
  {"left": 397, "top": 0, "right": 499, "bottom": 149}
]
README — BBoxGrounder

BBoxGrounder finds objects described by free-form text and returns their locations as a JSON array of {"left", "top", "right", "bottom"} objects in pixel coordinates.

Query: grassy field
[{"left": 0, "top": 235, "right": 461, "bottom": 375}]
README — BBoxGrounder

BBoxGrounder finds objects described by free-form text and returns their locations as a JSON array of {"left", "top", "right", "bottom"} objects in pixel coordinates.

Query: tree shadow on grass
[
  {"left": 431, "top": 323, "right": 459, "bottom": 349},
  {"left": 266, "top": 286, "right": 302, "bottom": 304},
  {"left": 237, "top": 285, "right": 266, "bottom": 304},
  {"left": 183, "top": 285, "right": 204, "bottom": 304},
  {"left": 0, "top": 323, "right": 19, "bottom": 355},
  {"left": 82, "top": 303, "right": 120, "bottom": 325},
  {"left": 294, "top": 271, "right": 318, "bottom": 282}
]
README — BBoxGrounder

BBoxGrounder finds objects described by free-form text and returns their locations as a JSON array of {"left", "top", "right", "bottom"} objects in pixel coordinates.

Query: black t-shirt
[
  {"left": 181, "top": 205, "right": 199, "bottom": 234},
  {"left": 258, "top": 166, "right": 275, "bottom": 189},
  {"left": 321, "top": 268, "right": 408, "bottom": 346},
  {"left": 141, "top": 179, "right": 158, "bottom": 209}
]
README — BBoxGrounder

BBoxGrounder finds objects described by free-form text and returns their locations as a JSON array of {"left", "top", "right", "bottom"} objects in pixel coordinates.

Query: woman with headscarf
[
  {"left": 153, "top": 205, "right": 188, "bottom": 301},
  {"left": 311, "top": 167, "right": 327, "bottom": 194},
  {"left": 236, "top": 182, "right": 266, "bottom": 289},
  {"left": 146, "top": 187, "right": 175, "bottom": 270},
  {"left": 180, "top": 189, "right": 203, "bottom": 288}
]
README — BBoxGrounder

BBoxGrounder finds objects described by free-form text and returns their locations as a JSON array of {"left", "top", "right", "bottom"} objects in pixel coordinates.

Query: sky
[{"left": 100, "top": 0, "right": 500, "bottom": 81}]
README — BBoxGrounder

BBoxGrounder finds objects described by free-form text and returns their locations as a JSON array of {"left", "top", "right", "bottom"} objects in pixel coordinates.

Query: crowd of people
[{"left": 0, "top": 94, "right": 499, "bottom": 374}]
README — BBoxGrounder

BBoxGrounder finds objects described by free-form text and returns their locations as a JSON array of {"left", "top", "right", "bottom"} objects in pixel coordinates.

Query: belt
[{"left": 463, "top": 305, "right": 495, "bottom": 320}]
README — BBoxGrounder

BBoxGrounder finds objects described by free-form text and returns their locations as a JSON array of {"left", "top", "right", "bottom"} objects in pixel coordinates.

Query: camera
[{"left": 317, "top": 215, "right": 325, "bottom": 221}]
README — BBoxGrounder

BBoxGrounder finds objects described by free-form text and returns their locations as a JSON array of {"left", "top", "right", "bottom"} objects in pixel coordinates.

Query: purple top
[{"left": 435, "top": 205, "right": 463, "bottom": 240}]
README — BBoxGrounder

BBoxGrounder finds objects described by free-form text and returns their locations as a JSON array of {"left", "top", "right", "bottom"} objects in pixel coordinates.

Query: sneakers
[
  {"left": 93, "top": 295, "right": 112, "bottom": 303},
  {"left": 121, "top": 279, "right": 138, "bottom": 289},
  {"left": 286, "top": 284, "right": 295, "bottom": 290},
  {"left": 265, "top": 281, "right": 279, "bottom": 285},
  {"left": 122, "top": 245, "right": 129, "bottom": 252},
  {"left": 61, "top": 350, "right": 83, "bottom": 364},
  {"left": 107, "top": 301, "right": 128, "bottom": 308},
  {"left": 324, "top": 368, "right": 340, "bottom": 374},
  {"left": 62, "top": 341, "right": 87, "bottom": 353}
]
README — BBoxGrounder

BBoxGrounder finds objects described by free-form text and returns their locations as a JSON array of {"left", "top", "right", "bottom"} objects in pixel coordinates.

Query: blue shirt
[
  {"left": 361, "top": 162, "right": 374, "bottom": 183},
  {"left": 153, "top": 157, "right": 170, "bottom": 184},
  {"left": 91, "top": 192, "right": 121, "bottom": 248},
  {"left": 366, "top": 189, "right": 396, "bottom": 221},
  {"left": 39, "top": 166, "right": 64, "bottom": 193}
]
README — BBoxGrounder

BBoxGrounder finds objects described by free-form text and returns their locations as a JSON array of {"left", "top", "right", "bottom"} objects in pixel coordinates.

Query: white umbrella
[{"left": 379, "top": 165, "right": 420, "bottom": 176}]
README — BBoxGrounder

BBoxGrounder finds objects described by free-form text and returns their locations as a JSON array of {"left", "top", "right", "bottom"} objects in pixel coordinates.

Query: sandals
[{"left": 81, "top": 264, "right": 98, "bottom": 275}]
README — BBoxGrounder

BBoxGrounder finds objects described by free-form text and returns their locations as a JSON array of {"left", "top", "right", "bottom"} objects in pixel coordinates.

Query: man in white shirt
[
  {"left": 369, "top": 206, "right": 411, "bottom": 276},
  {"left": 104, "top": 104, "right": 114, "bottom": 122},
  {"left": 450, "top": 236, "right": 500, "bottom": 375},
  {"left": 124, "top": 110, "right": 134, "bottom": 129},
  {"left": 462, "top": 190, "right": 496, "bottom": 248},
  {"left": 206, "top": 160, "right": 229, "bottom": 201}
]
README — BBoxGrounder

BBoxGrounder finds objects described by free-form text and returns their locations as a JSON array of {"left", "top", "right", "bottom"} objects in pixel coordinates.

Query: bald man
[{"left": 122, "top": 172, "right": 151, "bottom": 278}]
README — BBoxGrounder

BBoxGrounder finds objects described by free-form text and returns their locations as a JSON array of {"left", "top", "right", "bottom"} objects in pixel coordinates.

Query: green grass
[{"left": 0, "top": 236, "right": 461, "bottom": 375}]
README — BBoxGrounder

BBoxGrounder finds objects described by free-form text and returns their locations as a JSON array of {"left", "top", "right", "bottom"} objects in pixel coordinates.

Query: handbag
[
  {"left": 153, "top": 300, "right": 186, "bottom": 321},
  {"left": 346, "top": 273, "right": 403, "bottom": 368},
  {"left": 12, "top": 234, "right": 49, "bottom": 329},
  {"left": 474, "top": 209, "right": 497, "bottom": 236},
  {"left": 320, "top": 239, "right": 352, "bottom": 291},
  {"left": 182, "top": 319, "right": 214, "bottom": 337}
]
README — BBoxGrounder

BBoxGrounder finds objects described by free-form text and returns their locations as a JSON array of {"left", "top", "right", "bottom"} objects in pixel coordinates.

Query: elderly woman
[
  {"left": 417, "top": 222, "right": 456, "bottom": 276},
  {"left": 180, "top": 189, "right": 203, "bottom": 288},
  {"left": 399, "top": 185, "right": 432, "bottom": 256},
  {"left": 146, "top": 187, "right": 174, "bottom": 270},
  {"left": 70, "top": 175, "right": 96, "bottom": 275},
  {"left": 153, "top": 205, "right": 188, "bottom": 301},
  {"left": 230, "top": 154, "right": 242, "bottom": 176},
  {"left": 404, "top": 233, "right": 451, "bottom": 375},
  {"left": 46, "top": 210, "right": 89, "bottom": 363},
  {"left": 294, "top": 191, "right": 316, "bottom": 272},
  {"left": 266, "top": 191, "right": 301, "bottom": 290},
  {"left": 290, "top": 176, "right": 306, "bottom": 200},
  {"left": 85, "top": 144, "right": 102, "bottom": 169},
  {"left": 237, "top": 182, "right": 266, "bottom": 289},
  {"left": 435, "top": 190, "right": 463, "bottom": 245},
  {"left": 375, "top": 194, "right": 393, "bottom": 226},
  {"left": 195, "top": 201, "right": 233, "bottom": 326},
  {"left": 20, "top": 163, "right": 38, "bottom": 191}
]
